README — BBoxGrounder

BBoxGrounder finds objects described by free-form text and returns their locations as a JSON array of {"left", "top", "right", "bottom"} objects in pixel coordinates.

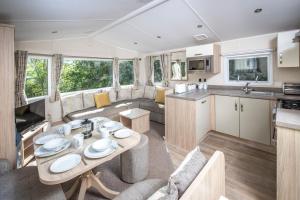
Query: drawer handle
[{"left": 201, "top": 100, "right": 207, "bottom": 104}]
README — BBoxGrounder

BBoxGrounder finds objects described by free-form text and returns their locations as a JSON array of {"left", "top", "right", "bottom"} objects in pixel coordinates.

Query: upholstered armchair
[{"left": 0, "top": 159, "right": 66, "bottom": 200}]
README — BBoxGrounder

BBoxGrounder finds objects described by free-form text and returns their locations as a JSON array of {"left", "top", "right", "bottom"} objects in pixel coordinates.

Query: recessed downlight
[
  {"left": 254, "top": 8, "right": 263, "bottom": 13},
  {"left": 51, "top": 30, "right": 58, "bottom": 34},
  {"left": 197, "top": 24, "right": 203, "bottom": 28},
  {"left": 156, "top": 35, "right": 161, "bottom": 39},
  {"left": 134, "top": 42, "right": 138, "bottom": 45}
]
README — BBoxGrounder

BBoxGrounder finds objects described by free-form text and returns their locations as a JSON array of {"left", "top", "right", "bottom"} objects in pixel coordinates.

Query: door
[
  {"left": 196, "top": 96, "right": 211, "bottom": 141},
  {"left": 215, "top": 95, "right": 239, "bottom": 137},
  {"left": 239, "top": 98, "right": 270, "bottom": 145}
]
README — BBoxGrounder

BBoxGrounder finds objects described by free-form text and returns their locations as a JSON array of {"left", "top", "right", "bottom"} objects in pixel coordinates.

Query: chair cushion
[
  {"left": 168, "top": 146, "right": 207, "bottom": 197},
  {"left": 82, "top": 91, "right": 98, "bottom": 109},
  {"left": 113, "top": 179, "right": 167, "bottom": 200},
  {"left": 61, "top": 93, "right": 84, "bottom": 116},
  {"left": 0, "top": 166, "right": 65, "bottom": 200},
  {"left": 144, "top": 86, "right": 156, "bottom": 99},
  {"left": 95, "top": 92, "right": 111, "bottom": 108}
]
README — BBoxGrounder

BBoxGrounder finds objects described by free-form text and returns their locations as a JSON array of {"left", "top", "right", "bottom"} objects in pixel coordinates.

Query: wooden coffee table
[{"left": 119, "top": 108, "right": 150, "bottom": 133}]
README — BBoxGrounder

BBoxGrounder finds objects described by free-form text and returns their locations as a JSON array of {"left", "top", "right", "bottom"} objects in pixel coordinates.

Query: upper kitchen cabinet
[
  {"left": 277, "top": 30, "right": 300, "bottom": 68},
  {"left": 186, "top": 43, "right": 221, "bottom": 73}
]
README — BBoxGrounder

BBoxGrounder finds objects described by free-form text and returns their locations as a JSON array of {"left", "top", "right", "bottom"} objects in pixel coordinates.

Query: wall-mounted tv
[{"left": 15, "top": 99, "right": 46, "bottom": 133}]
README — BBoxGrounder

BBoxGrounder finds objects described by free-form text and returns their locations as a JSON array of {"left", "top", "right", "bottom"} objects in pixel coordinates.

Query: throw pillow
[
  {"left": 144, "top": 86, "right": 156, "bottom": 99},
  {"left": 83, "top": 91, "right": 97, "bottom": 108},
  {"left": 168, "top": 146, "right": 207, "bottom": 197},
  {"left": 118, "top": 87, "right": 132, "bottom": 101},
  {"left": 61, "top": 93, "right": 84, "bottom": 116},
  {"left": 155, "top": 88, "right": 165, "bottom": 104},
  {"left": 102, "top": 88, "right": 117, "bottom": 102},
  {"left": 147, "top": 183, "right": 178, "bottom": 200},
  {"left": 94, "top": 92, "right": 111, "bottom": 108}
]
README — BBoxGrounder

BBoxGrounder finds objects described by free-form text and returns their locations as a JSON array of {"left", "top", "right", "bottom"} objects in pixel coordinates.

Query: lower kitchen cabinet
[
  {"left": 240, "top": 98, "right": 271, "bottom": 145},
  {"left": 215, "top": 95, "right": 239, "bottom": 137}
]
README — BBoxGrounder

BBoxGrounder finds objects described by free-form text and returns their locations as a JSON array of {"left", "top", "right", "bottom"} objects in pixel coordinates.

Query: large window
[
  {"left": 25, "top": 56, "right": 50, "bottom": 98},
  {"left": 59, "top": 58, "right": 113, "bottom": 93},
  {"left": 119, "top": 60, "right": 134, "bottom": 85},
  {"left": 153, "top": 58, "right": 162, "bottom": 83},
  {"left": 225, "top": 53, "right": 272, "bottom": 84}
]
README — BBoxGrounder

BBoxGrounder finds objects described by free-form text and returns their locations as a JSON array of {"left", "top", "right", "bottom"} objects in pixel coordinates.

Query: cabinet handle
[
  {"left": 241, "top": 104, "right": 244, "bottom": 112},
  {"left": 201, "top": 100, "right": 207, "bottom": 104},
  {"left": 195, "top": 53, "right": 203, "bottom": 56},
  {"left": 235, "top": 103, "right": 238, "bottom": 111},
  {"left": 279, "top": 53, "right": 283, "bottom": 64}
]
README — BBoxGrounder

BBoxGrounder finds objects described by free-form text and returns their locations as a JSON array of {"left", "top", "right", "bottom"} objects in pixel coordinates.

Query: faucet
[{"left": 242, "top": 82, "right": 252, "bottom": 94}]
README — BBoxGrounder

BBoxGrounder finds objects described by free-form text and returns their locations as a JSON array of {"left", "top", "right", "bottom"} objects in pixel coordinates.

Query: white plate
[
  {"left": 34, "top": 134, "right": 63, "bottom": 145},
  {"left": 68, "top": 120, "right": 83, "bottom": 129},
  {"left": 92, "top": 138, "right": 112, "bottom": 152},
  {"left": 114, "top": 129, "right": 132, "bottom": 139},
  {"left": 102, "top": 121, "right": 123, "bottom": 132},
  {"left": 34, "top": 141, "right": 71, "bottom": 157},
  {"left": 43, "top": 138, "right": 69, "bottom": 151},
  {"left": 84, "top": 143, "right": 116, "bottom": 159},
  {"left": 50, "top": 154, "right": 81, "bottom": 173}
]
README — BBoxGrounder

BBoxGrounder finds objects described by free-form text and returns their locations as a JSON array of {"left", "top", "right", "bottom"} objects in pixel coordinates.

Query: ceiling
[{"left": 1, "top": 0, "right": 300, "bottom": 53}]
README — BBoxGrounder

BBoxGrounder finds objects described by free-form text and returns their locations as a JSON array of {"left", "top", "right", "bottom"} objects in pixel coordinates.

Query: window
[
  {"left": 25, "top": 56, "right": 50, "bottom": 99},
  {"left": 153, "top": 58, "right": 162, "bottom": 83},
  {"left": 225, "top": 53, "right": 272, "bottom": 84},
  {"left": 59, "top": 58, "right": 113, "bottom": 93},
  {"left": 119, "top": 60, "right": 134, "bottom": 85}
]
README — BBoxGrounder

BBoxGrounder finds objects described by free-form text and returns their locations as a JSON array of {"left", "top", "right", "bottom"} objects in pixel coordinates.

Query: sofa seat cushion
[
  {"left": 66, "top": 101, "right": 129, "bottom": 121},
  {"left": 113, "top": 179, "right": 167, "bottom": 200},
  {"left": 0, "top": 166, "right": 65, "bottom": 200},
  {"left": 140, "top": 99, "right": 164, "bottom": 114}
]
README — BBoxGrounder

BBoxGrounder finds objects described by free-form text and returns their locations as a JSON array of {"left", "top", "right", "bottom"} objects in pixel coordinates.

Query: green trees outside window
[
  {"left": 119, "top": 60, "right": 134, "bottom": 85},
  {"left": 59, "top": 59, "right": 113, "bottom": 93},
  {"left": 25, "top": 57, "right": 49, "bottom": 98},
  {"left": 153, "top": 59, "right": 162, "bottom": 83}
]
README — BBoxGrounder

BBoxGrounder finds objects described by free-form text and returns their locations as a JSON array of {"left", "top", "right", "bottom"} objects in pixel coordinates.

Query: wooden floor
[{"left": 168, "top": 131, "right": 276, "bottom": 200}]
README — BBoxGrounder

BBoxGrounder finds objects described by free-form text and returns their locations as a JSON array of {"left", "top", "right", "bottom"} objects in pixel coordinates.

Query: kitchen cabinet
[
  {"left": 196, "top": 96, "right": 211, "bottom": 141},
  {"left": 215, "top": 95, "right": 239, "bottom": 137},
  {"left": 239, "top": 98, "right": 270, "bottom": 145},
  {"left": 277, "top": 30, "right": 299, "bottom": 68}
]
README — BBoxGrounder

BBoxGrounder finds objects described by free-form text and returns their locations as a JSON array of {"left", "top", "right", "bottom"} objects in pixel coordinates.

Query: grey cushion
[
  {"left": 121, "top": 134, "right": 149, "bottom": 183},
  {"left": 113, "top": 179, "right": 167, "bottom": 200},
  {"left": 0, "top": 159, "right": 12, "bottom": 176},
  {"left": 0, "top": 166, "right": 66, "bottom": 200},
  {"left": 169, "top": 147, "right": 207, "bottom": 197}
]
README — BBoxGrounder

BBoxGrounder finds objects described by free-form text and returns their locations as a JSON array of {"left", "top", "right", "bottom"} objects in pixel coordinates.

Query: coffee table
[{"left": 119, "top": 108, "right": 150, "bottom": 133}]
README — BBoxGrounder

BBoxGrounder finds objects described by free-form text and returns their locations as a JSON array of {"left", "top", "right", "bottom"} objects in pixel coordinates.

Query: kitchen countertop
[
  {"left": 167, "top": 89, "right": 300, "bottom": 101},
  {"left": 276, "top": 108, "right": 300, "bottom": 130}
]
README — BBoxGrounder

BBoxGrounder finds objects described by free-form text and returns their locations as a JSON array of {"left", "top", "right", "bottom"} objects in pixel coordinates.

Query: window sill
[
  {"left": 27, "top": 95, "right": 48, "bottom": 104},
  {"left": 60, "top": 87, "right": 114, "bottom": 97}
]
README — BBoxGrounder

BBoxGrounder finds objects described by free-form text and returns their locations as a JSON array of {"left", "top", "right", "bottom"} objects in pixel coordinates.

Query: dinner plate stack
[
  {"left": 34, "top": 137, "right": 71, "bottom": 158},
  {"left": 84, "top": 138, "right": 117, "bottom": 159}
]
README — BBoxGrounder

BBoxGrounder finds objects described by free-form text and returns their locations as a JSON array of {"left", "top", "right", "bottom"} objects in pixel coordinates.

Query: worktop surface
[{"left": 276, "top": 108, "right": 300, "bottom": 130}]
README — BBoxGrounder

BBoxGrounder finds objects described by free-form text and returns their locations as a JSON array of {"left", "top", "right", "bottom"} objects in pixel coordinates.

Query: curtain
[
  {"left": 50, "top": 54, "right": 63, "bottom": 102},
  {"left": 15, "top": 50, "right": 28, "bottom": 107},
  {"left": 113, "top": 57, "right": 120, "bottom": 91},
  {"left": 133, "top": 57, "right": 140, "bottom": 88},
  {"left": 145, "top": 56, "right": 154, "bottom": 86},
  {"left": 159, "top": 54, "right": 170, "bottom": 87}
]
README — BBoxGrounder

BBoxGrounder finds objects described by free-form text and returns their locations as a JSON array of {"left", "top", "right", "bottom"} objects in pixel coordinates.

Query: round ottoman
[{"left": 121, "top": 134, "right": 149, "bottom": 183}]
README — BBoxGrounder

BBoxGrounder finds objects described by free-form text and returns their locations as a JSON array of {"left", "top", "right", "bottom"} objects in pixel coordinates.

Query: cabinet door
[
  {"left": 240, "top": 98, "right": 270, "bottom": 145},
  {"left": 186, "top": 44, "right": 214, "bottom": 57},
  {"left": 277, "top": 30, "right": 300, "bottom": 68},
  {"left": 215, "top": 95, "right": 239, "bottom": 137},
  {"left": 196, "top": 96, "right": 211, "bottom": 141}
]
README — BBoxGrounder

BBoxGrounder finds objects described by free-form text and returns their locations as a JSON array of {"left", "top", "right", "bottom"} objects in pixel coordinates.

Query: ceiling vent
[{"left": 193, "top": 34, "right": 208, "bottom": 41}]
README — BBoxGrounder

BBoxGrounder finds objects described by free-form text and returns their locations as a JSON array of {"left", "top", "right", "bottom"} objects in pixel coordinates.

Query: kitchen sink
[{"left": 247, "top": 91, "right": 274, "bottom": 96}]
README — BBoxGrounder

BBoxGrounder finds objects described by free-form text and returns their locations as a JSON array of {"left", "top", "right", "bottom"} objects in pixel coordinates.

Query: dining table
[{"left": 33, "top": 125, "right": 141, "bottom": 200}]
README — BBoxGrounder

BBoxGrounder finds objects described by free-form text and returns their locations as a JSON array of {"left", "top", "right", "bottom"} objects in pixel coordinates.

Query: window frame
[
  {"left": 60, "top": 57, "right": 114, "bottom": 94},
  {"left": 152, "top": 57, "right": 163, "bottom": 85},
  {"left": 118, "top": 59, "right": 134, "bottom": 87},
  {"left": 224, "top": 52, "right": 273, "bottom": 85},
  {"left": 25, "top": 55, "right": 52, "bottom": 102}
]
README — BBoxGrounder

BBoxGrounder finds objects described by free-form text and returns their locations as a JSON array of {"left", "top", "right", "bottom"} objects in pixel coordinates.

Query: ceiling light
[
  {"left": 51, "top": 30, "right": 58, "bottom": 34},
  {"left": 193, "top": 34, "right": 208, "bottom": 41},
  {"left": 156, "top": 36, "right": 161, "bottom": 39},
  {"left": 197, "top": 25, "right": 203, "bottom": 28},
  {"left": 134, "top": 42, "right": 138, "bottom": 45},
  {"left": 254, "top": 8, "right": 263, "bottom": 13}
]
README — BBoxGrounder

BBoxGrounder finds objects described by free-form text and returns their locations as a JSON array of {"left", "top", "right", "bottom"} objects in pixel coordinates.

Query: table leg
[
  {"left": 65, "top": 177, "right": 80, "bottom": 199},
  {"left": 78, "top": 176, "right": 88, "bottom": 200}
]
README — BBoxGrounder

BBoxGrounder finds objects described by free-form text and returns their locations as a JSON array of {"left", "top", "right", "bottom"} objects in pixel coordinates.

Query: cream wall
[
  {"left": 15, "top": 37, "right": 141, "bottom": 122},
  {"left": 141, "top": 32, "right": 300, "bottom": 88}
]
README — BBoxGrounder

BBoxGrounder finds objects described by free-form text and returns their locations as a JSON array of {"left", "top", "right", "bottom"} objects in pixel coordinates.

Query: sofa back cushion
[
  {"left": 118, "top": 87, "right": 132, "bottom": 101},
  {"left": 61, "top": 93, "right": 84, "bottom": 117},
  {"left": 132, "top": 87, "right": 145, "bottom": 99},
  {"left": 102, "top": 88, "right": 117, "bottom": 103},
  {"left": 83, "top": 91, "right": 97, "bottom": 109},
  {"left": 144, "top": 86, "right": 156, "bottom": 99}
]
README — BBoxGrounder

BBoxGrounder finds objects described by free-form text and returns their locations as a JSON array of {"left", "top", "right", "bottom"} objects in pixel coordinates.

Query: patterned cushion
[
  {"left": 61, "top": 93, "right": 84, "bottom": 116},
  {"left": 144, "top": 86, "right": 156, "bottom": 99},
  {"left": 118, "top": 88, "right": 132, "bottom": 101},
  {"left": 82, "top": 91, "right": 97, "bottom": 108}
]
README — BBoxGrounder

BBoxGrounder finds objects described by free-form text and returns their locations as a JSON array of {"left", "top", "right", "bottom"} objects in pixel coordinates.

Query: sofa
[{"left": 61, "top": 86, "right": 173, "bottom": 124}]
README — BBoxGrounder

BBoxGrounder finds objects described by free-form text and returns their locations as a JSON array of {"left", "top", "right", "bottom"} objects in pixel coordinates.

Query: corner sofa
[{"left": 61, "top": 86, "right": 173, "bottom": 124}]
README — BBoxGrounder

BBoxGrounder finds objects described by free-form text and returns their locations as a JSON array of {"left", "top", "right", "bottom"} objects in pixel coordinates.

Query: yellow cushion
[
  {"left": 155, "top": 88, "right": 165, "bottom": 104},
  {"left": 94, "top": 92, "right": 111, "bottom": 108}
]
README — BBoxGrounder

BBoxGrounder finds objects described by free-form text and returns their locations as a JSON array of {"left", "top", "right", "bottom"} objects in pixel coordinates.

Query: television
[{"left": 15, "top": 99, "right": 46, "bottom": 133}]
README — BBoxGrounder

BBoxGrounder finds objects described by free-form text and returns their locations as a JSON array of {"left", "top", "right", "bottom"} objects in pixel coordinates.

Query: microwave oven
[{"left": 187, "top": 56, "right": 212, "bottom": 72}]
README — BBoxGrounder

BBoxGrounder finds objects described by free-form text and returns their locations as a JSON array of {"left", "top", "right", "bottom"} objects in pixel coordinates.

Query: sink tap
[{"left": 242, "top": 82, "right": 252, "bottom": 94}]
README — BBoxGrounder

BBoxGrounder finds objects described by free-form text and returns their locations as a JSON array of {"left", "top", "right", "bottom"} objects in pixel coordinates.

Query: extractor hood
[{"left": 293, "top": 31, "right": 300, "bottom": 43}]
